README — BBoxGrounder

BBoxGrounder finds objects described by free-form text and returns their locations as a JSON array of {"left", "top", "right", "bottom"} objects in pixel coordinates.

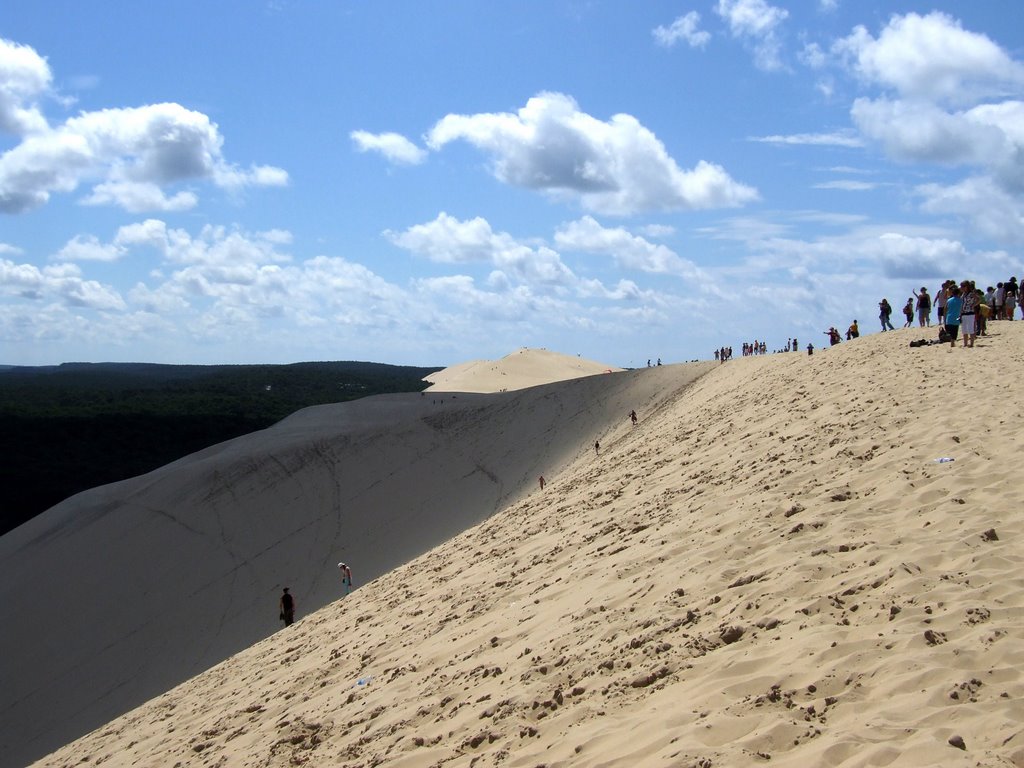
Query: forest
[{"left": 0, "top": 361, "right": 439, "bottom": 536}]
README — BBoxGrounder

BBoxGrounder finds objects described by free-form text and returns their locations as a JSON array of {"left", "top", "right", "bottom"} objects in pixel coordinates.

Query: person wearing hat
[{"left": 338, "top": 562, "right": 353, "bottom": 595}]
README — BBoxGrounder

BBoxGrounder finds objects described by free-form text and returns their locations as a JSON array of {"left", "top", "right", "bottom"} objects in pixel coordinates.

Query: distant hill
[{"left": 0, "top": 361, "right": 440, "bottom": 535}]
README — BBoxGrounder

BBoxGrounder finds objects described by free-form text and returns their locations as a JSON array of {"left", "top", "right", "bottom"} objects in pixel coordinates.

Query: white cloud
[
  {"left": 653, "top": 12, "right": 711, "bottom": 49},
  {"left": 0, "top": 257, "right": 125, "bottom": 309},
  {"left": 0, "top": 38, "right": 51, "bottom": 134},
  {"left": 113, "top": 219, "right": 171, "bottom": 250},
  {"left": 918, "top": 176, "right": 1024, "bottom": 243},
  {"left": 385, "top": 212, "right": 576, "bottom": 286},
  {"left": 54, "top": 234, "right": 124, "bottom": 262},
  {"left": 835, "top": 12, "right": 1024, "bottom": 104},
  {"left": 426, "top": 92, "right": 757, "bottom": 215},
  {"left": 715, "top": 0, "right": 789, "bottom": 71},
  {"left": 799, "top": 42, "right": 827, "bottom": 69},
  {"left": 350, "top": 130, "right": 428, "bottom": 165},
  {"left": 0, "top": 76, "right": 288, "bottom": 212},
  {"left": 751, "top": 131, "right": 864, "bottom": 147},
  {"left": 812, "top": 180, "right": 877, "bottom": 191},
  {"left": 81, "top": 180, "right": 199, "bottom": 212},
  {"left": 830, "top": 13, "right": 1024, "bottom": 244},
  {"left": 555, "top": 215, "right": 704, "bottom": 279}
]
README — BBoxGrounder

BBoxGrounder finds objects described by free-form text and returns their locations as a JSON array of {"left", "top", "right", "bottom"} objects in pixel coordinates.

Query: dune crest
[
  {"left": 423, "top": 347, "right": 623, "bottom": 393},
  {"left": 23, "top": 327, "right": 1024, "bottom": 767}
]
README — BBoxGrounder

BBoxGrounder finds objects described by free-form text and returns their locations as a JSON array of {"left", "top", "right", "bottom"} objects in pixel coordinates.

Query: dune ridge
[{"left": 24, "top": 327, "right": 1024, "bottom": 767}]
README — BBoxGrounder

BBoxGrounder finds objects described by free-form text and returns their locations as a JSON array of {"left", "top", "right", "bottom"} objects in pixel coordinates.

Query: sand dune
[
  {"left": 0, "top": 352, "right": 695, "bottom": 768},
  {"left": 14, "top": 327, "right": 1024, "bottom": 767},
  {"left": 423, "top": 348, "right": 623, "bottom": 393}
]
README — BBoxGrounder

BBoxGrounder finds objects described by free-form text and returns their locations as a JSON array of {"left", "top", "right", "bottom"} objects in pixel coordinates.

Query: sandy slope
[
  {"left": 18, "top": 327, "right": 1024, "bottom": 767},
  {"left": 423, "top": 348, "right": 623, "bottom": 393},
  {"left": 0, "top": 353, "right": 696, "bottom": 768}
]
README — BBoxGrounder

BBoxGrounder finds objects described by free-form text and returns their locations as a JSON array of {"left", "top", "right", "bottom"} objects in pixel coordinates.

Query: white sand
[{"left": 9, "top": 331, "right": 1024, "bottom": 767}]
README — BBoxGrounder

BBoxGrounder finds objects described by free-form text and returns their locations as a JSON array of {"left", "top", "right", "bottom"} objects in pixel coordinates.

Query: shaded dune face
[{"left": 0, "top": 361, "right": 703, "bottom": 768}]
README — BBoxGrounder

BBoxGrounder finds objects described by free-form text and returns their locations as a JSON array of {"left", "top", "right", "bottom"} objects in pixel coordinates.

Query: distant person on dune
[
  {"left": 630, "top": 409, "right": 638, "bottom": 426},
  {"left": 279, "top": 588, "right": 295, "bottom": 626},
  {"left": 338, "top": 562, "right": 353, "bottom": 595},
  {"left": 538, "top": 475, "right": 545, "bottom": 491},
  {"left": 594, "top": 440, "right": 600, "bottom": 455}
]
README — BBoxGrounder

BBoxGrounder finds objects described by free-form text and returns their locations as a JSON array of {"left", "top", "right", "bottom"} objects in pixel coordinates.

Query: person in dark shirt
[{"left": 279, "top": 587, "right": 295, "bottom": 626}]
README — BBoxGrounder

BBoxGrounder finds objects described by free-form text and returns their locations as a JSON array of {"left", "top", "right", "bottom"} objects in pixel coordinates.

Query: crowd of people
[
  {"left": 713, "top": 276, "right": 1019, "bottom": 362},
  {"left": 883, "top": 276, "right": 1019, "bottom": 348}
]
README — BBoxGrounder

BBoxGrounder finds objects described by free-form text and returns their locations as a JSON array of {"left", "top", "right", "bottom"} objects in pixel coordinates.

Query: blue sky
[{"left": 2, "top": 1, "right": 1022, "bottom": 368}]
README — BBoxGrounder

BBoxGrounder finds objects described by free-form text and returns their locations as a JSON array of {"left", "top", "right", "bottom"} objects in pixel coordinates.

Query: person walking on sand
[
  {"left": 538, "top": 475, "right": 545, "bottom": 491},
  {"left": 902, "top": 299, "right": 914, "bottom": 328},
  {"left": 338, "top": 562, "right": 353, "bottom": 595},
  {"left": 594, "top": 440, "right": 600, "bottom": 455},
  {"left": 279, "top": 587, "right": 295, "bottom": 626},
  {"left": 878, "top": 299, "right": 895, "bottom": 331},
  {"left": 629, "top": 409, "right": 638, "bottom": 426}
]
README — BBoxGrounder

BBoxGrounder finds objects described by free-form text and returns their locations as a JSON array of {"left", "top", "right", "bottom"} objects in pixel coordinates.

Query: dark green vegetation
[{"left": 0, "top": 361, "right": 439, "bottom": 536}]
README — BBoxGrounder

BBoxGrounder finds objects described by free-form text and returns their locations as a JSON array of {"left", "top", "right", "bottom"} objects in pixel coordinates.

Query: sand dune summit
[
  {"left": 423, "top": 348, "right": 623, "bottom": 393},
  {"left": 11, "top": 329, "right": 1024, "bottom": 767}
]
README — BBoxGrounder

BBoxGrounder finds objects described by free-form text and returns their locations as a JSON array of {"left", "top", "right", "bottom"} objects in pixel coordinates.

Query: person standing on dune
[
  {"left": 338, "top": 562, "right": 353, "bottom": 596},
  {"left": 279, "top": 587, "right": 295, "bottom": 626}
]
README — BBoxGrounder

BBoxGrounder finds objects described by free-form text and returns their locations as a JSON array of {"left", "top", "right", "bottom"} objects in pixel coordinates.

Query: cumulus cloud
[
  {"left": 0, "top": 40, "right": 288, "bottom": 214},
  {"left": 715, "top": 0, "right": 789, "bottom": 71},
  {"left": 830, "top": 12, "right": 1024, "bottom": 244},
  {"left": 0, "top": 258, "right": 125, "bottom": 309},
  {"left": 426, "top": 92, "right": 757, "bottom": 215},
  {"left": 350, "top": 130, "right": 427, "bottom": 165},
  {"left": 0, "top": 37, "right": 51, "bottom": 134},
  {"left": 385, "top": 212, "right": 576, "bottom": 286},
  {"left": 653, "top": 12, "right": 711, "bottom": 49},
  {"left": 555, "top": 216, "right": 704, "bottom": 279},
  {"left": 835, "top": 12, "right": 1024, "bottom": 104}
]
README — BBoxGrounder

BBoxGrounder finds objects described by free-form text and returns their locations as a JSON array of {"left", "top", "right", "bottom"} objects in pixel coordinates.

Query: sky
[{"left": 1, "top": 1, "right": 1023, "bottom": 369}]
